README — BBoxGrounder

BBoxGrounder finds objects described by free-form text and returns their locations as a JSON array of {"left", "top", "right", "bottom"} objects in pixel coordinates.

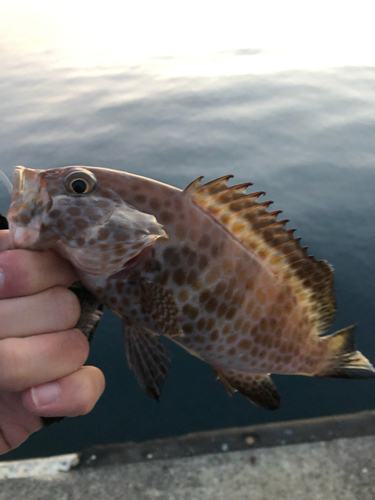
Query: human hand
[{"left": 0, "top": 231, "right": 105, "bottom": 455}]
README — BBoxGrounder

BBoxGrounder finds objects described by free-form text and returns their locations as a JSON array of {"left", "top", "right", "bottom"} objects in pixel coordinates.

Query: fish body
[{"left": 6, "top": 165, "right": 375, "bottom": 409}]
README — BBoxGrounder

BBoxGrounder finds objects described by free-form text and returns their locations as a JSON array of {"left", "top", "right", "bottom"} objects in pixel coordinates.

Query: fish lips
[{"left": 7, "top": 166, "right": 54, "bottom": 250}]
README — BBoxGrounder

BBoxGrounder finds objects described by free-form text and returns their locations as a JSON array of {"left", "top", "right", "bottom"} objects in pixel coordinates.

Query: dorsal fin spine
[
  {"left": 186, "top": 175, "right": 337, "bottom": 334},
  {"left": 184, "top": 176, "right": 204, "bottom": 193}
]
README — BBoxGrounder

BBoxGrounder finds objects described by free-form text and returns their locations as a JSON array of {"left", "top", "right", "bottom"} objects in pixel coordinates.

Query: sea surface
[{"left": 0, "top": 3, "right": 374, "bottom": 460}]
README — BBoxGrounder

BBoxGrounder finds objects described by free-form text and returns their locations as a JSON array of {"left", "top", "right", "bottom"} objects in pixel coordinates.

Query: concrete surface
[{"left": 1, "top": 412, "right": 375, "bottom": 499}]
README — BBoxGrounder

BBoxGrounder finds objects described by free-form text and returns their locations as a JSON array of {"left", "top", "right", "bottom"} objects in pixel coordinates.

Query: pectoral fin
[
  {"left": 214, "top": 368, "right": 281, "bottom": 410},
  {"left": 140, "top": 278, "right": 183, "bottom": 337},
  {"left": 122, "top": 319, "right": 171, "bottom": 400}
]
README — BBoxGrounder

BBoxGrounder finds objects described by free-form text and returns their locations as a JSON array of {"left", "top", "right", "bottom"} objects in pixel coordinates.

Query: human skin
[{"left": 0, "top": 231, "right": 105, "bottom": 455}]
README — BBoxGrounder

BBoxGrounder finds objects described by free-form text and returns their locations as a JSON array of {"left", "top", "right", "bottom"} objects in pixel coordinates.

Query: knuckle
[
  {"left": 68, "top": 329, "right": 90, "bottom": 364},
  {"left": 0, "top": 250, "right": 31, "bottom": 295},
  {"left": 49, "top": 287, "right": 81, "bottom": 330},
  {"left": 0, "top": 339, "right": 25, "bottom": 391}
]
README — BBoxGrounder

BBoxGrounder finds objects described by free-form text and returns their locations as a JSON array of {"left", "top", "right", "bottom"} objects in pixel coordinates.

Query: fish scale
[{"left": 6, "top": 165, "right": 375, "bottom": 411}]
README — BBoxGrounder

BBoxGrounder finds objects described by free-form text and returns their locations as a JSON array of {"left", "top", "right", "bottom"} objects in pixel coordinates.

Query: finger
[
  {"left": 0, "top": 247, "right": 77, "bottom": 299},
  {"left": 0, "top": 420, "right": 42, "bottom": 456},
  {"left": 22, "top": 366, "right": 106, "bottom": 418},
  {"left": 0, "top": 286, "right": 81, "bottom": 339},
  {"left": 0, "top": 329, "right": 89, "bottom": 392},
  {"left": 0, "top": 231, "right": 12, "bottom": 252},
  {"left": 0, "top": 391, "right": 42, "bottom": 455}
]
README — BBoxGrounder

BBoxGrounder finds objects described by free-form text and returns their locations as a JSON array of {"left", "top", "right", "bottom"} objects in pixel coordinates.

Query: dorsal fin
[{"left": 185, "top": 176, "right": 336, "bottom": 333}]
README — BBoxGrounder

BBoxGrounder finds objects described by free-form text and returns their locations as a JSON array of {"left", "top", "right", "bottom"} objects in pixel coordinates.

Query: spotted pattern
[{"left": 8, "top": 166, "right": 373, "bottom": 408}]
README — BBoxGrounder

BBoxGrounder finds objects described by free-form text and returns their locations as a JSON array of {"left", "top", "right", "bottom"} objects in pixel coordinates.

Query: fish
[{"left": 5, "top": 165, "right": 375, "bottom": 410}]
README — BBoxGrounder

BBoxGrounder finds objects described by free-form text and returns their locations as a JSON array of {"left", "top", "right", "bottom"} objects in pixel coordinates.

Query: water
[{"left": 1, "top": 2, "right": 375, "bottom": 461}]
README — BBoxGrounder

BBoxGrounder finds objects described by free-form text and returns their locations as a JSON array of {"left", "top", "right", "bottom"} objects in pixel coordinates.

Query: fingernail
[
  {"left": 31, "top": 382, "right": 61, "bottom": 407},
  {"left": 0, "top": 268, "right": 4, "bottom": 289}
]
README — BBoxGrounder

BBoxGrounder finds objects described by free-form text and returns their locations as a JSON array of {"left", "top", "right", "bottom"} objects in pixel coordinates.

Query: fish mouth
[{"left": 7, "top": 166, "right": 53, "bottom": 249}]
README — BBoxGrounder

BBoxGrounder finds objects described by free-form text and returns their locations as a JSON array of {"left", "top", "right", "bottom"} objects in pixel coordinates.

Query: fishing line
[{"left": 0, "top": 170, "right": 13, "bottom": 196}]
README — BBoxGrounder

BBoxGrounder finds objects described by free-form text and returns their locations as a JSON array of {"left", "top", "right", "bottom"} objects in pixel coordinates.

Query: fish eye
[
  {"left": 65, "top": 170, "right": 97, "bottom": 195},
  {"left": 70, "top": 178, "right": 89, "bottom": 194}
]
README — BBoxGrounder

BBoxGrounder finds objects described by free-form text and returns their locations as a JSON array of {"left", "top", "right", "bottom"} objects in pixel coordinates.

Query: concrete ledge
[
  {"left": 77, "top": 410, "right": 375, "bottom": 467},
  {"left": 1, "top": 411, "right": 375, "bottom": 500}
]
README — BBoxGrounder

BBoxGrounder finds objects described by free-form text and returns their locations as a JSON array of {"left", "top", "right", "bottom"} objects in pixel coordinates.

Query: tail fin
[{"left": 316, "top": 325, "right": 375, "bottom": 379}]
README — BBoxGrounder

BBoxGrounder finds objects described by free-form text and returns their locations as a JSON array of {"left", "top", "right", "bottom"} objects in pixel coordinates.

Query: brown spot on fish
[
  {"left": 251, "top": 345, "right": 259, "bottom": 356},
  {"left": 241, "top": 320, "right": 251, "bottom": 334},
  {"left": 186, "top": 269, "right": 198, "bottom": 285},
  {"left": 150, "top": 198, "right": 161, "bottom": 210},
  {"left": 226, "top": 335, "right": 237, "bottom": 344},
  {"left": 56, "top": 219, "right": 66, "bottom": 231},
  {"left": 228, "top": 347, "right": 236, "bottom": 356},
  {"left": 115, "top": 247, "right": 127, "bottom": 256},
  {"left": 160, "top": 211, "right": 174, "bottom": 224},
  {"left": 217, "top": 303, "right": 228, "bottom": 318},
  {"left": 206, "top": 318, "right": 215, "bottom": 331},
  {"left": 199, "top": 289, "right": 210, "bottom": 303},
  {"left": 173, "top": 268, "right": 186, "bottom": 286},
  {"left": 222, "top": 259, "right": 233, "bottom": 274},
  {"left": 98, "top": 227, "right": 110, "bottom": 241},
  {"left": 252, "top": 307, "right": 261, "bottom": 321},
  {"left": 97, "top": 199, "right": 111, "bottom": 209},
  {"left": 182, "top": 304, "right": 199, "bottom": 320},
  {"left": 189, "top": 229, "right": 199, "bottom": 241},
  {"left": 196, "top": 318, "right": 206, "bottom": 331},
  {"left": 238, "top": 339, "right": 251, "bottom": 350},
  {"left": 135, "top": 194, "right": 146, "bottom": 204},
  {"left": 211, "top": 243, "right": 220, "bottom": 258},
  {"left": 163, "top": 247, "right": 181, "bottom": 267},
  {"left": 178, "top": 289, "right": 190, "bottom": 302},
  {"left": 20, "top": 214, "right": 30, "bottom": 224},
  {"left": 198, "top": 254, "right": 208, "bottom": 271},
  {"left": 67, "top": 206, "right": 81, "bottom": 216},
  {"left": 194, "top": 334, "right": 205, "bottom": 344},
  {"left": 198, "top": 234, "right": 211, "bottom": 249},
  {"left": 74, "top": 218, "right": 89, "bottom": 230},
  {"left": 215, "top": 282, "right": 226, "bottom": 296},
  {"left": 154, "top": 270, "right": 170, "bottom": 287},
  {"left": 210, "top": 330, "right": 219, "bottom": 341},
  {"left": 176, "top": 223, "right": 187, "bottom": 240},
  {"left": 259, "top": 318, "right": 268, "bottom": 332},
  {"left": 226, "top": 306, "right": 236, "bottom": 320},
  {"left": 192, "top": 278, "right": 202, "bottom": 291},
  {"left": 205, "top": 297, "right": 218, "bottom": 313},
  {"left": 48, "top": 209, "right": 60, "bottom": 219}
]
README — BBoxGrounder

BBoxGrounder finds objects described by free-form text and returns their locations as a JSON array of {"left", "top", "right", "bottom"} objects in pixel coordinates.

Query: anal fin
[
  {"left": 214, "top": 368, "right": 281, "bottom": 410},
  {"left": 122, "top": 319, "right": 171, "bottom": 400}
]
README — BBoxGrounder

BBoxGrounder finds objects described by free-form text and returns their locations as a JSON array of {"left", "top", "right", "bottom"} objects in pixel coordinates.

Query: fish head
[{"left": 7, "top": 166, "right": 167, "bottom": 275}]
